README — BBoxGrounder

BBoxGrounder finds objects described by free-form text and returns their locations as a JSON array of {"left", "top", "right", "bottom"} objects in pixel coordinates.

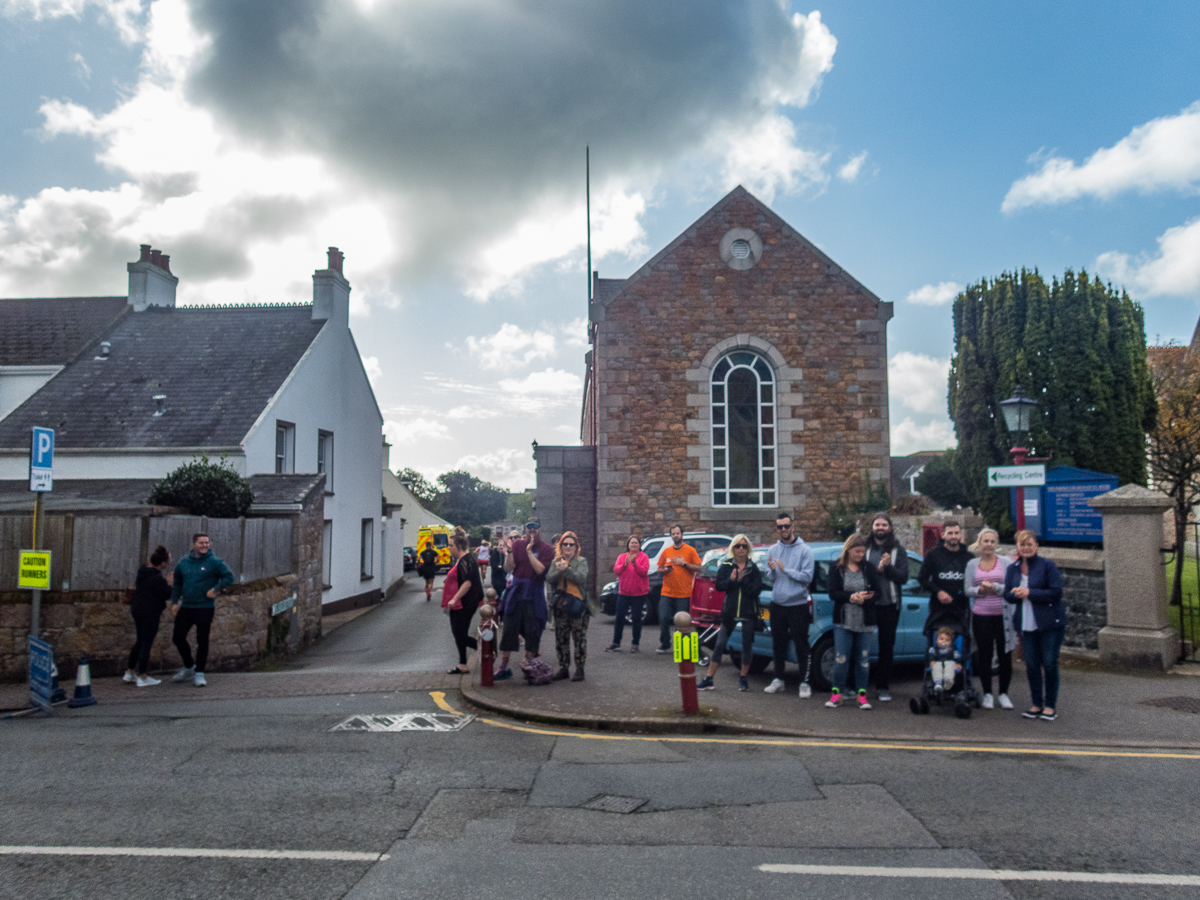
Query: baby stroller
[{"left": 909, "top": 601, "right": 982, "bottom": 719}]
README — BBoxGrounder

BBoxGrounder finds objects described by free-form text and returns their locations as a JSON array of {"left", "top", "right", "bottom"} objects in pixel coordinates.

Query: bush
[
  {"left": 822, "top": 478, "right": 891, "bottom": 539},
  {"left": 148, "top": 455, "right": 254, "bottom": 518},
  {"left": 913, "top": 451, "right": 970, "bottom": 510}
]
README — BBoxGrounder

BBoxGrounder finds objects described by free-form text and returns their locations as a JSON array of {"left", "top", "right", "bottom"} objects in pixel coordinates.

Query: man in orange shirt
[{"left": 655, "top": 524, "right": 702, "bottom": 653}]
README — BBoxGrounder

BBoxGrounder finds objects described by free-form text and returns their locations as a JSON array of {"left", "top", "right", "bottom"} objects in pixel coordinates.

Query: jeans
[
  {"left": 172, "top": 606, "right": 214, "bottom": 672},
  {"left": 973, "top": 613, "right": 1012, "bottom": 695},
  {"left": 831, "top": 625, "right": 871, "bottom": 692},
  {"left": 768, "top": 602, "right": 811, "bottom": 681},
  {"left": 873, "top": 603, "right": 899, "bottom": 689},
  {"left": 127, "top": 613, "right": 161, "bottom": 675},
  {"left": 612, "top": 594, "right": 646, "bottom": 646},
  {"left": 1020, "top": 626, "right": 1065, "bottom": 709},
  {"left": 658, "top": 594, "right": 690, "bottom": 649}
]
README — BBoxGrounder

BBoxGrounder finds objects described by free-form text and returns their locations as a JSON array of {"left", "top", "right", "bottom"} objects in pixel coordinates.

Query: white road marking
[
  {"left": 0, "top": 845, "right": 387, "bottom": 862},
  {"left": 758, "top": 864, "right": 1200, "bottom": 886}
]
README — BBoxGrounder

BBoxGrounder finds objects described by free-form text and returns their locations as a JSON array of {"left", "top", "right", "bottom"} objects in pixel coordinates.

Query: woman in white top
[{"left": 963, "top": 528, "right": 1015, "bottom": 709}]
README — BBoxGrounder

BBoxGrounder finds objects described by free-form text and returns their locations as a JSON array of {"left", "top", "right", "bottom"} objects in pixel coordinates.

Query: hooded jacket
[{"left": 171, "top": 550, "right": 235, "bottom": 609}]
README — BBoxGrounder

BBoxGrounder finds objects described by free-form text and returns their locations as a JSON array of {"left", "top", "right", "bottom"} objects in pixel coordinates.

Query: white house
[{"left": 0, "top": 246, "right": 385, "bottom": 613}]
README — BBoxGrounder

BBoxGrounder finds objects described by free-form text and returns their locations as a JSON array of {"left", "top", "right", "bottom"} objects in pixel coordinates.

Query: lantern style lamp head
[{"left": 999, "top": 386, "right": 1037, "bottom": 446}]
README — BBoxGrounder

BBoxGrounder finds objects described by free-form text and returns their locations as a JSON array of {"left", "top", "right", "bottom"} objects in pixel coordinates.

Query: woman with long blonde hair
[
  {"left": 965, "top": 527, "right": 1015, "bottom": 709},
  {"left": 697, "top": 535, "right": 763, "bottom": 693}
]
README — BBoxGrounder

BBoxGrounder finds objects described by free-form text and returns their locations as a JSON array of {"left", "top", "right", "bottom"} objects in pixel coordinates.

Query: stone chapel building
[{"left": 534, "top": 186, "right": 893, "bottom": 588}]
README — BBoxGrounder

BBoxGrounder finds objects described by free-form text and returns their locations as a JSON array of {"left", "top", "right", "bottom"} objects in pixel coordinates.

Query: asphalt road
[{"left": 1, "top": 576, "right": 1196, "bottom": 900}]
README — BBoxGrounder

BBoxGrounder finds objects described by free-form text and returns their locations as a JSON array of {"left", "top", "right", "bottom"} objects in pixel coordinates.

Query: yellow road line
[
  {"left": 429, "top": 691, "right": 459, "bottom": 715},
  {"left": 466, "top": 710, "right": 1200, "bottom": 760}
]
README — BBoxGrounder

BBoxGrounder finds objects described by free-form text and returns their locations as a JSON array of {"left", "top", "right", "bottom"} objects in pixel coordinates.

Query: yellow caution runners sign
[{"left": 18, "top": 550, "right": 51, "bottom": 590}]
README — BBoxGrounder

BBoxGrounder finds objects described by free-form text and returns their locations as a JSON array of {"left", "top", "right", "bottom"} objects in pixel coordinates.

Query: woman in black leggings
[
  {"left": 123, "top": 545, "right": 172, "bottom": 687},
  {"left": 444, "top": 532, "right": 484, "bottom": 673}
]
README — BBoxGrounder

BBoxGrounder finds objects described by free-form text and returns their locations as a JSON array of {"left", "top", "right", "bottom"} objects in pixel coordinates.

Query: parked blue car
[{"left": 691, "top": 543, "right": 930, "bottom": 691}]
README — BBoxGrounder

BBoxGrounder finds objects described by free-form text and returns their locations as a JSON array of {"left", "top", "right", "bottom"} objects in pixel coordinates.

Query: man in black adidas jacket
[{"left": 917, "top": 520, "right": 973, "bottom": 637}]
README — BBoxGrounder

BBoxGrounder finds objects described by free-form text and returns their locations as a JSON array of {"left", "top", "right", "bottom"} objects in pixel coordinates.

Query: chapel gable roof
[
  {"left": 589, "top": 185, "right": 882, "bottom": 322},
  {"left": 0, "top": 296, "right": 130, "bottom": 365},
  {"left": 0, "top": 304, "right": 325, "bottom": 450}
]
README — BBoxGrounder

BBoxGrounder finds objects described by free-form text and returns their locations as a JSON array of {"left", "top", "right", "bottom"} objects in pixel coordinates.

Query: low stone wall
[
  {"left": 890, "top": 512, "right": 985, "bottom": 555},
  {"left": 0, "top": 575, "right": 298, "bottom": 681},
  {"left": 999, "top": 546, "right": 1106, "bottom": 651}
]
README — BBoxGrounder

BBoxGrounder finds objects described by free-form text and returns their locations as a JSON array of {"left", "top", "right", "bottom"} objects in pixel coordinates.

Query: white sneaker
[
  {"left": 998, "top": 693, "right": 1014, "bottom": 709},
  {"left": 764, "top": 678, "right": 785, "bottom": 694},
  {"left": 172, "top": 666, "right": 195, "bottom": 682},
  {"left": 798, "top": 682, "right": 812, "bottom": 699},
  {"left": 136, "top": 675, "right": 161, "bottom": 687},
  {"left": 982, "top": 693, "right": 995, "bottom": 709},
  {"left": 122, "top": 671, "right": 136, "bottom": 684},
  {"left": 877, "top": 690, "right": 892, "bottom": 703},
  {"left": 193, "top": 672, "right": 207, "bottom": 687}
]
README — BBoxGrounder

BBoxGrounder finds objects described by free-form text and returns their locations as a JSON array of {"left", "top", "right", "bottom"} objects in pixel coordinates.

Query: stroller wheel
[
  {"left": 954, "top": 702, "right": 972, "bottom": 719},
  {"left": 909, "top": 698, "right": 921, "bottom": 715}
]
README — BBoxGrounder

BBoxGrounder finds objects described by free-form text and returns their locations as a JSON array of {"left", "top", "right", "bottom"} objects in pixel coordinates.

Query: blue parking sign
[{"left": 29, "top": 426, "right": 53, "bottom": 492}]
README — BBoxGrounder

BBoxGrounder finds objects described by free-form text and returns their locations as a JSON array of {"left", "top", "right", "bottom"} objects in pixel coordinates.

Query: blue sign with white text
[
  {"left": 1011, "top": 466, "right": 1117, "bottom": 543},
  {"left": 28, "top": 636, "right": 53, "bottom": 713},
  {"left": 29, "top": 426, "right": 54, "bottom": 492}
]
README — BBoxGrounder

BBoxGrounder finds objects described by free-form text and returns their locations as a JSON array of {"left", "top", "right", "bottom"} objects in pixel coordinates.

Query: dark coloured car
[{"left": 403, "top": 546, "right": 417, "bottom": 571}]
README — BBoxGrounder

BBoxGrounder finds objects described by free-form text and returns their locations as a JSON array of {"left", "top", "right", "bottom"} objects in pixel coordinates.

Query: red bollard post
[
  {"left": 478, "top": 604, "right": 496, "bottom": 688},
  {"left": 673, "top": 611, "right": 699, "bottom": 715}
]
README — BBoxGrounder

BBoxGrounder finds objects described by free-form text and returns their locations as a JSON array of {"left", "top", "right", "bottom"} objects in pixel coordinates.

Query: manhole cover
[
  {"left": 1141, "top": 696, "right": 1200, "bottom": 714},
  {"left": 581, "top": 795, "right": 648, "bottom": 814},
  {"left": 330, "top": 713, "right": 475, "bottom": 732}
]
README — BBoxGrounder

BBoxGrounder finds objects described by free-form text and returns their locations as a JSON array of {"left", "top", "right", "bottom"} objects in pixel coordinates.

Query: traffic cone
[
  {"left": 49, "top": 660, "right": 67, "bottom": 704},
  {"left": 67, "top": 657, "right": 97, "bottom": 708}
]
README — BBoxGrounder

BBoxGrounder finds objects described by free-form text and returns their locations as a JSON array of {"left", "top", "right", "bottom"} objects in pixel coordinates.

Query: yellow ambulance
[{"left": 416, "top": 525, "right": 454, "bottom": 571}]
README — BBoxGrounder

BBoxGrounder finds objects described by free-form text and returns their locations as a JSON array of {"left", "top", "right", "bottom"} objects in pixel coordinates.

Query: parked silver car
[{"left": 599, "top": 532, "right": 733, "bottom": 625}]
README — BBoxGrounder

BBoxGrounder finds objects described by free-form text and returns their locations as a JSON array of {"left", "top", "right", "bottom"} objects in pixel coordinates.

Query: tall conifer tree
[{"left": 947, "top": 269, "right": 1155, "bottom": 534}]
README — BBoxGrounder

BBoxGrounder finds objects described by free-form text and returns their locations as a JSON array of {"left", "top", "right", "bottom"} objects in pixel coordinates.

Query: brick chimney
[
  {"left": 128, "top": 244, "right": 178, "bottom": 311},
  {"left": 312, "top": 246, "right": 350, "bottom": 327}
]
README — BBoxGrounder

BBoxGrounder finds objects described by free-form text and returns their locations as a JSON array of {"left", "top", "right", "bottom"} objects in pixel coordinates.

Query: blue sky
[{"left": 2, "top": 0, "right": 1198, "bottom": 490}]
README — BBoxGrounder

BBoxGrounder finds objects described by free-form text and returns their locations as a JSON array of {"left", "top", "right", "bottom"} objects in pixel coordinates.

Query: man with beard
[{"left": 864, "top": 513, "right": 908, "bottom": 703}]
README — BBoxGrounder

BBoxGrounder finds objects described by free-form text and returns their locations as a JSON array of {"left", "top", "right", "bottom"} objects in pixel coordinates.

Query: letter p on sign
[{"left": 29, "top": 426, "right": 54, "bottom": 492}]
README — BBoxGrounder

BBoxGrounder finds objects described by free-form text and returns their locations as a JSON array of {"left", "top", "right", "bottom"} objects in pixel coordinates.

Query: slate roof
[
  {"left": 0, "top": 296, "right": 130, "bottom": 365},
  {"left": 0, "top": 304, "right": 325, "bottom": 449},
  {"left": 248, "top": 473, "right": 326, "bottom": 508}
]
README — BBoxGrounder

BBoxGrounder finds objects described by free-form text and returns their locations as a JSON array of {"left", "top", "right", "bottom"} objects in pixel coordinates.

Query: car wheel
[
  {"left": 954, "top": 702, "right": 972, "bottom": 719},
  {"left": 748, "top": 654, "right": 771, "bottom": 675},
  {"left": 808, "top": 633, "right": 835, "bottom": 692},
  {"left": 728, "top": 650, "right": 741, "bottom": 669}
]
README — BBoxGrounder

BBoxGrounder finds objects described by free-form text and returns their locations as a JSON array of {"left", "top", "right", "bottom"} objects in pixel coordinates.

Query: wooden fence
[{"left": 0, "top": 513, "right": 292, "bottom": 592}]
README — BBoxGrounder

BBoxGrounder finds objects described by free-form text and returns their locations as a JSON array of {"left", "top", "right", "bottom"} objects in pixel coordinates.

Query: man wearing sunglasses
[{"left": 764, "top": 513, "right": 815, "bottom": 698}]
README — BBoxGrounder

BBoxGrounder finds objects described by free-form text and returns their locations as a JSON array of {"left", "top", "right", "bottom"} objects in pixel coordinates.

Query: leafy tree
[
  {"left": 397, "top": 468, "right": 437, "bottom": 505},
  {"left": 913, "top": 450, "right": 971, "bottom": 510},
  {"left": 948, "top": 269, "right": 1156, "bottom": 533},
  {"left": 822, "top": 478, "right": 891, "bottom": 539},
  {"left": 507, "top": 489, "right": 535, "bottom": 524},
  {"left": 1147, "top": 349, "right": 1200, "bottom": 606},
  {"left": 432, "top": 470, "right": 508, "bottom": 530},
  {"left": 148, "top": 454, "right": 254, "bottom": 518}
]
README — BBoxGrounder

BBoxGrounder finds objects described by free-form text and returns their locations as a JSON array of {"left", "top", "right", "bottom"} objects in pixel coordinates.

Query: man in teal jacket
[{"left": 170, "top": 533, "right": 235, "bottom": 687}]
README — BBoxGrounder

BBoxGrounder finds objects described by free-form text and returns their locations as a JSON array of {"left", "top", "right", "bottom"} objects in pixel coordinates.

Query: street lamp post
[{"left": 998, "top": 386, "right": 1038, "bottom": 531}]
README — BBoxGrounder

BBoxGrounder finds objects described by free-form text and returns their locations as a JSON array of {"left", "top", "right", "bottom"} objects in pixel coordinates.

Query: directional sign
[
  {"left": 18, "top": 550, "right": 51, "bottom": 590},
  {"left": 29, "top": 426, "right": 54, "bottom": 492},
  {"left": 987, "top": 464, "right": 1045, "bottom": 488}
]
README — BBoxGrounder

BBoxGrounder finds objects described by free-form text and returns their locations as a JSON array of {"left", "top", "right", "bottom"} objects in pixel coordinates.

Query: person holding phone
[{"left": 825, "top": 533, "right": 882, "bottom": 710}]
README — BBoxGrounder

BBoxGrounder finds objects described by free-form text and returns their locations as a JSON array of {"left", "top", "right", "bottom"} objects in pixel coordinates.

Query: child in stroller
[{"left": 910, "top": 609, "right": 981, "bottom": 718}]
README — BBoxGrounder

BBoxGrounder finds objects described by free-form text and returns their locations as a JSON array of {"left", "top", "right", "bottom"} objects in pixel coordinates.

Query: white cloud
[
  {"left": 716, "top": 113, "right": 830, "bottom": 203},
  {"left": 905, "top": 281, "right": 962, "bottom": 306},
  {"left": 498, "top": 369, "right": 583, "bottom": 396},
  {"left": 1096, "top": 216, "right": 1200, "bottom": 297},
  {"left": 362, "top": 355, "right": 382, "bottom": 387},
  {"left": 837, "top": 151, "right": 868, "bottom": 183},
  {"left": 1002, "top": 101, "right": 1200, "bottom": 212},
  {"left": 891, "top": 416, "right": 956, "bottom": 456},
  {"left": 449, "top": 448, "right": 536, "bottom": 493},
  {"left": 888, "top": 352, "right": 950, "bottom": 414},
  {"left": 2, "top": 0, "right": 145, "bottom": 42},
  {"left": 465, "top": 323, "right": 559, "bottom": 370},
  {"left": 383, "top": 417, "right": 451, "bottom": 446}
]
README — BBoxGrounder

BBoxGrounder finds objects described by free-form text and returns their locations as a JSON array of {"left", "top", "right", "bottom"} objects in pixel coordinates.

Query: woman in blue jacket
[{"left": 1003, "top": 530, "right": 1067, "bottom": 721}]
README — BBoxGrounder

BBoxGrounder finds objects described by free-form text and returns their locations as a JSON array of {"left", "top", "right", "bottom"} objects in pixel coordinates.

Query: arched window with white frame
[{"left": 710, "top": 350, "right": 776, "bottom": 507}]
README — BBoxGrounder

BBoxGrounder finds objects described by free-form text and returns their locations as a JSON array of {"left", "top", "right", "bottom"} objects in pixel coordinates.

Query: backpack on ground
[{"left": 520, "top": 656, "right": 553, "bottom": 686}]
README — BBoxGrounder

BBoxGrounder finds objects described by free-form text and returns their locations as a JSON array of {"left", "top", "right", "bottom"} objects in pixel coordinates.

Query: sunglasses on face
[
  {"left": 733, "top": 544, "right": 750, "bottom": 550},
  {"left": 561, "top": 541, "right": 576, "bottom": 547},
  {"left": 776, "top": 524, "right": 792, "bottom": 530}
]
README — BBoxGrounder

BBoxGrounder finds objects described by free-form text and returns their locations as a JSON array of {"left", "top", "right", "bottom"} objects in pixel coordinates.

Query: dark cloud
[{"left": 184, "top": 0, "right": 827, "bottom": 283}]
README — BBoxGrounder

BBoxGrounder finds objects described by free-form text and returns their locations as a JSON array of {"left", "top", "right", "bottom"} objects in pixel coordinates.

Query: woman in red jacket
[{"left": 606, "top": 535, "right": 650, "bottom": 652}]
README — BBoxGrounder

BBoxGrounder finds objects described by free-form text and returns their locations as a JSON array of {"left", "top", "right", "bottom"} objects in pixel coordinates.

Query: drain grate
[
  {"left": 330, "top": 713, "right": 475, "bottom": 732},
  {"left": 1141, "top": 696, "right": 1200, "bottom": 714},
  {"left": 581, "top": 795, "right": 648, "bottom": 814}
]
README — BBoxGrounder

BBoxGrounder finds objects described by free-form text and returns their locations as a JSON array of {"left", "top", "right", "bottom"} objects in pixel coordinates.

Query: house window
[
  {"left": 317, "top": 430, "right": 334, "bottom": 491},
  {"left": 360, "top": 518, "right": 374, "bottom": 580},
  {"left": 710, "top": 350, "right": 776, "bottom": 507},
  {"left": 275, "top": 421, "right": 295, "bottom": 474},
  {"left": 322, "top": 520, "right": 333, "bottom": 590}
]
